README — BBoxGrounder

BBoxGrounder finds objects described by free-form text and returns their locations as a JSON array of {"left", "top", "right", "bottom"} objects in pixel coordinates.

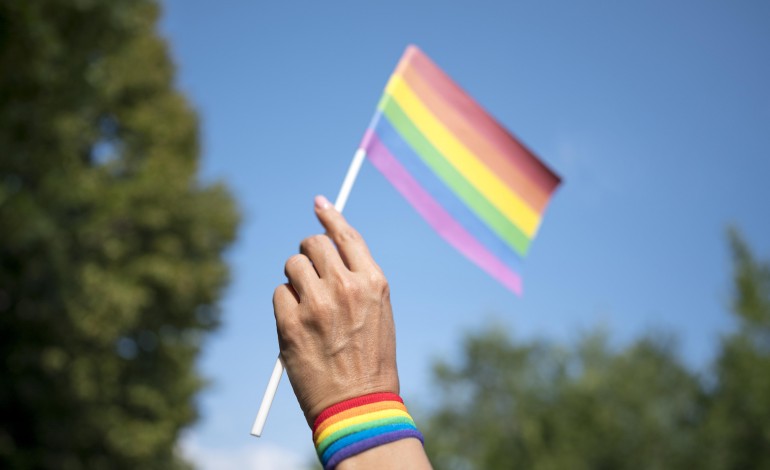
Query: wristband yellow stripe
[
  {"left": 316, "top": 415, "right": 415, "bottom": 456},
  {"left": 314, "top": 409, "right": 411, "bottom": 446},
  {"left": 314, "top": 401, "right": 407, "bottom": 438}
]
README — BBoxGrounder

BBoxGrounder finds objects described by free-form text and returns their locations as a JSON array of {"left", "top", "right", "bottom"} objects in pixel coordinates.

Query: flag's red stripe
[
  {"left": 397, "top": 46, "right": 561, "bottom": 197},
  {"left": 363, "top": 129, "right": 523, "bottom": 295},
  {"left": 397, "top": 68, "right": 550, "bottom": 213}
]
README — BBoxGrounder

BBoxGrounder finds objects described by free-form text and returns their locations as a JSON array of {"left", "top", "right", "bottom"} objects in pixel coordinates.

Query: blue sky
[{"left": 160, "top": 1, "right": 770, "bottom": 468}]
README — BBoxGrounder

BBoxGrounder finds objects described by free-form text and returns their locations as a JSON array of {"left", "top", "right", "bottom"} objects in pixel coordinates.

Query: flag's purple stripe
[
  {"left": 363, "top": 129, "right": 523, "bottom": 295},
  {"left": 324, "top": 429, "right": 424, "bottom": 470},
  {"left": 373, "top": 112, "right": 523, "bottom": 272}
]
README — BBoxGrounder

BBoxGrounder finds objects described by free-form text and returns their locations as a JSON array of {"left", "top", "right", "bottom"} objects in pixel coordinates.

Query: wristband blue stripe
[
  {"left": 321, "top": 422, "right": 418, "bottom": 465},
  {"left": 325, "top": 428, "right": 424, "bottom": 470},
  {"left": 313, "top": 394, "right": 424, "bottom": 469}
]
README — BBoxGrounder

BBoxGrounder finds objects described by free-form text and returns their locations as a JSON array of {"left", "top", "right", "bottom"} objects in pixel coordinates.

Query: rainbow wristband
[{"left": 312, "top": 392, "right": 424, "bottom": 469}]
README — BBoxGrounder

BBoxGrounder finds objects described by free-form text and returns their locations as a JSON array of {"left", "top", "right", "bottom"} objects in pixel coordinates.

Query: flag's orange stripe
[
  {"left": 396, "top": 46, "right": 561, "bottom": 199},
  {"left": 399, "top": 65, "right": 550, "bottom": 213},
  {"left": 385, "top": 78, "right": 541, "bottom": 237}
]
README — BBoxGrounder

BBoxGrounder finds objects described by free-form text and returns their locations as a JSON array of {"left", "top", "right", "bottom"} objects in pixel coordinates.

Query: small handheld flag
[
  {"left": 359, "top": 45, "right": 560, "bottom": 295},
  {"left": 252, "top": 45, "right": 560, "bottom": 437}
]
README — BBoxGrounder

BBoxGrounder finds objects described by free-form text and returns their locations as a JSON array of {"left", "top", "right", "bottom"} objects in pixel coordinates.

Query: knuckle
[
  {"left": 335, "top": 275, "right": 355, "bottom": 293},
  {"left": 300, "top": 234, "right": 327, "bottom": 251},
  {"left": 307, "top": 294, "right": 333, "bottom": 316},
  {"left": 368, "top": 270, "right": 389, "bottom": 293},
  {"left": 284, "top": 254, "right": 305, "bottom": 270},
  {"left": 275, "top": 306, "right": 300, "bottom": 334},
  {"left": 272, "top": 286, "right": 283, "bottom": 305},
  {"left": 273, "top": 285, "right": 294, "bottom": 310},
  {"left": 280, "top": 311, "right": 301, "bottom": 331},
  {"left": 381, "top": 280, "right": 391, "bottom": 299},
  {"left": 334, "top": 227, "right": 361, "bottom": 244},
  {"left": 332, "top": 274, "right": 365, "bottom": 300}
]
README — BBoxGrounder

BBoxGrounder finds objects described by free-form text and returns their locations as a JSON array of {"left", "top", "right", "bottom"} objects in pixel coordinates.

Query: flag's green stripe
[
  {"left": 364, "top": 128, "right": 524, "bottom": 293},
  {"left": 378, "top": 96, "right": 531, "bottom": 256}
]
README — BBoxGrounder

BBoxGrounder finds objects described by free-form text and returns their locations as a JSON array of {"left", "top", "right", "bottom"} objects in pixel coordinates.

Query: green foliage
[
  {"left": 425, "top": 331, "right": 701, "bottom": 470},
  {"left": 0, "top": 1, "right": 239, "bottom": 469},
  {"left": 423, "top": 230, "right": 770, "bottom": 470},
  {"left": 700, "top": 231, "right": 770, "bottom": 470}
]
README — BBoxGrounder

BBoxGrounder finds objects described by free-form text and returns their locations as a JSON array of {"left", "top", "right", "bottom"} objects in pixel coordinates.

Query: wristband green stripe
[
  {"left": 316, "top": 415, "right": 414, "bottom": 456},
  {"left": 313, "top": 393, "right": 424, "bottom": 469},
  {"left": 322, "top": 423, "right": 419, "bottom": 465}
]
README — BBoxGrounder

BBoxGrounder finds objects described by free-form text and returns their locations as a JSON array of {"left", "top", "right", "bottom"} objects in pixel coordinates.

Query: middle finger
[{"left": 299, "top": 234, "right": 346, "bottom": 278}]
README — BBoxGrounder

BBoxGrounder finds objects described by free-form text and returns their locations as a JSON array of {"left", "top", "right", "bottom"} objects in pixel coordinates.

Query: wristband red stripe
[
  {"left": 314, "top": 401, "right": 407, "bottom": 440},
  {"left": 313, "top": 392, "right": 402, "bottom": 432}
]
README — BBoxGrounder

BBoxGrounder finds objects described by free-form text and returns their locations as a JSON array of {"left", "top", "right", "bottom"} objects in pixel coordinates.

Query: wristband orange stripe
[
  {"left": 311, "top": 393, "right": 423, "bottom": 469},
  {"left": 313, "top": 401, "right": 407, "bottom": 438},
  {"left": 315, "top": 409, "right": 411, "bottom": 446},
  {"left": 313, "top": 392, "right": 403, "bottom": 429}
]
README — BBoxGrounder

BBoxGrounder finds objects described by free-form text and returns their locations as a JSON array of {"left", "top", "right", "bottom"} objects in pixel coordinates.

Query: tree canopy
[
  {"left": 422, "top": 231, "right": 770, "bottom": 469},
  {"left": 0, "top": 1, "right": 239, "bottom": 468}
]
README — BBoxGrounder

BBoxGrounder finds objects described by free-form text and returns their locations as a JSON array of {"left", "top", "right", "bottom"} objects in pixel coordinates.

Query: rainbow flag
[{"left": 358, "top": 45, "right": 561, "bottom": 295}]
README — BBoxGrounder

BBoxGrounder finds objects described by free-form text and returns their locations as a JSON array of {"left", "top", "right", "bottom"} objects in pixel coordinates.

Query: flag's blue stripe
[{"left": 372, "top": 112, "right": 524, "bottom": 273}]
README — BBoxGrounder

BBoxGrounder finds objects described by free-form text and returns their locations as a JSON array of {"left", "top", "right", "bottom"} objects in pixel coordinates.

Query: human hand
[{"left": 273, "top": 195, "right": 399, "bottom": 426}]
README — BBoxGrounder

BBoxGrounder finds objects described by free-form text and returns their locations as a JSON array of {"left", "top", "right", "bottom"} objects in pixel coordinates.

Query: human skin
[{"left": 273, "top": 195, "right": 432, "bottom": 469}]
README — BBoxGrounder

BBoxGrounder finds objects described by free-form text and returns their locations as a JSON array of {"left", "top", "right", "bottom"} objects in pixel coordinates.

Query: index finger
[{"left": 313, "top": 195, "right": 376, "bottom": 272}]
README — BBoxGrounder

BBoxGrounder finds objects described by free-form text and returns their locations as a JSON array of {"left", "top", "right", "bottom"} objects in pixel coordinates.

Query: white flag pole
[{"left": 251, "top": 148, "right": 367, "bottom": 437}]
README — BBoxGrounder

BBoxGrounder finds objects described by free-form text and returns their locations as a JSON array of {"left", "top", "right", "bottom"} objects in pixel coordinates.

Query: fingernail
[{"left": 314, "top": 195, "right": 331, "bottom": 210}]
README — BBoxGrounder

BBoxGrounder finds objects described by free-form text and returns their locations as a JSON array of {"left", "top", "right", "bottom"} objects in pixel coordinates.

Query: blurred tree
[
  {"left": 423, "top": 329, "right": 701, "bottom": 470},
  {"left": 0, "top": 1, "right": 238, "bottom": 469},
  {"left": 700, "top": 230, "right": 770, "bottom": 470},
  {"left": 422, "top": 232, "right": 770, "bottom": 469}
]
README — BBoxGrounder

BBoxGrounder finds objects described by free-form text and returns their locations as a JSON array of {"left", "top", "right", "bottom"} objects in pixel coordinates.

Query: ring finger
[{"left": 284, "top": 253, "right": 319, "bottom": 299}]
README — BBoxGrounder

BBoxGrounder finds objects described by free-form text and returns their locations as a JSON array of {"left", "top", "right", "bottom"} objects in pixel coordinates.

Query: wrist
[
  {"left": 312, "top": 392, "right": 424, "bottom": 470},
  {"left": 302, "top": 373, "right": 400, "bottom": 426}
]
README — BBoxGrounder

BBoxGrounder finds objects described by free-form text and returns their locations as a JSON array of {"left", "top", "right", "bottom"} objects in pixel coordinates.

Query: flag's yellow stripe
[{"left": 385, "top": 75, "right": 541, "bottom": 237}]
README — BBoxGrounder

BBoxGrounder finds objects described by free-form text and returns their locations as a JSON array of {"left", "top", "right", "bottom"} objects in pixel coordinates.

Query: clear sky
[{"left": 160, "top": 1, "right": 770, "bottom": 468}]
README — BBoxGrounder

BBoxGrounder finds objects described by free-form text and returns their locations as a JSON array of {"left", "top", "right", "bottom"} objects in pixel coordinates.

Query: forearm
[{"left": 275, "top": 197, "right": 433, "bottom": 469}]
